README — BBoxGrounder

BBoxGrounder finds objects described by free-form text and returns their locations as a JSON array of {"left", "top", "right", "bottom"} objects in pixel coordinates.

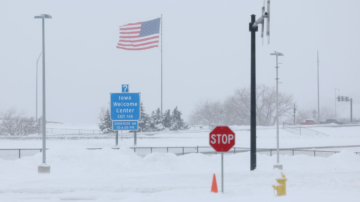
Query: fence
[
  {"left": 0, "top": 148, "right": 47, "bottom": 160},
  {"left": 2, "top": 146, "right": 359, "bottom": 160},
  {"left": 87, "top": 146, "right": 357, "bottom": 157},
  {"left": 283, "top": 123, "right": 328, "bottom": 136},
  {"left": 46, "top": 128, "right": 102, "bottom": 135}
]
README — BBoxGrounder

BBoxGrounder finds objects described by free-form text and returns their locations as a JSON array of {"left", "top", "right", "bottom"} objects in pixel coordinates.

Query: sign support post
[
  {"left": 209, "top": 126, "right": 235, "bottom": 194},
  {"left": 115, "top": 131, "right": 118, "bottom": 146},
  {"left": 221, "top": 153, "right": 224, "bottom": 193},
  {"left": 110, "top": 85, "right": 141, "bottom": 146}
]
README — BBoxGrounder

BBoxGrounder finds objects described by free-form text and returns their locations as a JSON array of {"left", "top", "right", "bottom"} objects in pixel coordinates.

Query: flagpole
[{"left": 161, "top": 14, "right": 163, "bottom": 114}]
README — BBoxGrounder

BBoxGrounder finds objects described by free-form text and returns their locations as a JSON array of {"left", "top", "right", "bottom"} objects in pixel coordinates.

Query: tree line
[
  {"left": 189, "top": 85, "right": 294, "bottom": 127},
  {"left": 0, "top": 109, "right": 39, "bottom": 136},
  {"left": 98, "top": 103, "right": 189, "bottom": 133}
]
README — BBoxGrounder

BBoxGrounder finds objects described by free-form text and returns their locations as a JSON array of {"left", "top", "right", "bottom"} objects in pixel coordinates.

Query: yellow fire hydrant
[{"left": 272, "top": 172, "right": 287, "bottom": 196}]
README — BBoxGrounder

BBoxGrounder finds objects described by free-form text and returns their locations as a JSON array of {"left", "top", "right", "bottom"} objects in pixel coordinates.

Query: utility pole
[
  {"left": 249, "top": 14, "right": 257, "bottom": 171},
  {"left": 249, "top": 0, "right": 270, "bottom": 171}
]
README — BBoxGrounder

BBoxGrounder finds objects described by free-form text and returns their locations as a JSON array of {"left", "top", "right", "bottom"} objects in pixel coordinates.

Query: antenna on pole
[
  {"left": 252, "top": 0, "right": 270, "bottom": 45},
  {"left": 261, "top": 0, "right": 265, "bottom": 45},
  {"left": 248, "top": 0, "right": 272, "bottom": 171},
  {"left": 266, "top": 0, "right": 270, "bottom": 44}
]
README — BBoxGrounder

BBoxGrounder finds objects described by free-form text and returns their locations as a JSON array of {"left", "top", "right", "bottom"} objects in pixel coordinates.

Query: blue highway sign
[
  {"left": 113, "top": 121, "right": 138, "bottom": 130},
  {"left": 122, "top": 84, "right": 129, "bottom": 92},
  {"left": 110, "top": 93, "right": 140, "bottom": 121}
]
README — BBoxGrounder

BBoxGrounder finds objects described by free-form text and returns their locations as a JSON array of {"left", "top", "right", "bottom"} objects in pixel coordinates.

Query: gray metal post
[
  {"left": 276, "top": 52, "right": 279, "bottom": 164},
  {"left": 41, "top": 17, "right": 46, "bottom": 165},
  {"left": 134, "top": 131, "right": 137, "bottom": 145},
  {"left": 35, "top": 14, "right": 51, "bottom": 173},
  {"left": 221, "top": 153, "right": 224, "bottom": 193},
  {"left": 249, "top": 14, "right": 257, "bottom": 171},
  {"left": 161, "top": 14, "right": 163, "bottom": 114},
  {"left": 36, "top": 52, "right": 42, "bottom": 128},
  {"left": 115, "top": 131, "right": 118, "bottom": 146},
  {"left": 294, "top": 104, "right": 296, "bottom": 125},
  {"left": 351, "top": 98, "right": 353, "bottom": 122},
  {"left": 317, "top": 51, "right": 320, "bottom": 123},
  {"left": 335, "top": 89, "right": 338, "bottom": 120},
  {"left": 271, "top": 51, "right": 283, "bottom": 170}
]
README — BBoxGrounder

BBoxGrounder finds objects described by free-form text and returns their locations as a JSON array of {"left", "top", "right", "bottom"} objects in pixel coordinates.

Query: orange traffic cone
[{"left": 211, "top": 174, "right": 218, "bottom": 193}]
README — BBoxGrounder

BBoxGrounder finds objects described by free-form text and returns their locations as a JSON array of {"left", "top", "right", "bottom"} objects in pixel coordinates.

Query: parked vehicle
[
  {"left": 320, "top": 119, "right": 343, "bottom": 124},
  {"left": 300, "top": 120, "right": 317, "bottom": 125}
]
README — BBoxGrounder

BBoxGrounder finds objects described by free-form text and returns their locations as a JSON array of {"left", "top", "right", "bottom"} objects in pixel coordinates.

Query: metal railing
[
  {"left": 0, "top": 148, "right": 48, "bottom": 160},
  {"left": 283, "top": 122, "right": 328, "bottom": 136},
  {"left": 87, "top": 146, "right": 355, "bottom": 157},
  {"left": 46, "top": 128, "right": 102, "bottom": 135}
]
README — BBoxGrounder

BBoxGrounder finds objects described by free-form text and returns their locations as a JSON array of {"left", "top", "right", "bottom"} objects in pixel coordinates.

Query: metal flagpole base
[
  {"left": 273, "top": 164, "right": 283, "bottom": 170},
  {"left": 38, "top": 164, "right": 50, "bottom": 173}
]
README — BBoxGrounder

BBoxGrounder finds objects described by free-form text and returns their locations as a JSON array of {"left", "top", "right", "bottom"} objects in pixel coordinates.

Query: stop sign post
[{"left": 209, "top": 126, "right": 235, "bottom": 193}]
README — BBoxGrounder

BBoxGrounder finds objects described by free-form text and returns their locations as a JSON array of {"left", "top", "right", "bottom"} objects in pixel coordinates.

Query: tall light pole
[
  {"left": 35, "top": 14, "right": 52, "bottom": 173},
  {"left": 270, "top": 51, "right": 283, "bottom": 170}
]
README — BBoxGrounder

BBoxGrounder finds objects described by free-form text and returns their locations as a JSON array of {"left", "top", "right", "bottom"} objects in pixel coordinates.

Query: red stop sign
[{"left": 209, "top": 126, "right": 235, "bottom": 152}]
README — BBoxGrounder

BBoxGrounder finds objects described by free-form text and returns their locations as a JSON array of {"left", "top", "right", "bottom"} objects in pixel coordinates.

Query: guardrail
[{"left": 0, "top": 148, "right": 48, "bottom": 159}]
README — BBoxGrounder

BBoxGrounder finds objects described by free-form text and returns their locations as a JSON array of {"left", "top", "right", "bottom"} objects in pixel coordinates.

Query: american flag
[{"left": 116, "top": 18, "right": 161, "bottom": 50}]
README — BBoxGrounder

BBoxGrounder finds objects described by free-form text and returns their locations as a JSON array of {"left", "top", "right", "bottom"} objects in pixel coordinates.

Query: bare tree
[
  {"left": 190, "top": 85, "right": 294, "bottom": 127},
  {"left": 223, "top": 88, "right": 250, "bottom": 125},
  {"left": 189, "top": 100, "right": 223, "bottom": 128},
  {"left": 222, "top": 85, "right": 293, "bottom": 126},
  {"left": 0, "top": 109, "right": 38, "bottom": 136}
]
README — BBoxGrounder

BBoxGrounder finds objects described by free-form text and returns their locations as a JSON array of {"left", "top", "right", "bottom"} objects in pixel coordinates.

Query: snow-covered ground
[{"left": 0, "top": 124, "right": 360, "bottom": 201}]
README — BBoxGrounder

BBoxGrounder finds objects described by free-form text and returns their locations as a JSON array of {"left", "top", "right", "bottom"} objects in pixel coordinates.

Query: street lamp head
[
  {"left": 270, "top": 52, "right": 284, "bottom": 56},
  {"left": 34, "top": 14, "right": 52, "bottom": 19}
]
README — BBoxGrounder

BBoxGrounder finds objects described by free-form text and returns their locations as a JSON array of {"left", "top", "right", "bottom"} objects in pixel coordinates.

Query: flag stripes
[{"left": 116, "top": 18, "right": 160, "bottom": 51}]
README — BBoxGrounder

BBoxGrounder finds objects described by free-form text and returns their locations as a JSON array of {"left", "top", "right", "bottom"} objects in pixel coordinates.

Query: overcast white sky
[{"left": 1, "top": 0, "right": 360, "bottom": 124}]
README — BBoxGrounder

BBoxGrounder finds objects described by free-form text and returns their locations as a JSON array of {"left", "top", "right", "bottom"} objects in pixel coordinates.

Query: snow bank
[{"left": 1, "top": 146, "right": 360, "bottom": 201}]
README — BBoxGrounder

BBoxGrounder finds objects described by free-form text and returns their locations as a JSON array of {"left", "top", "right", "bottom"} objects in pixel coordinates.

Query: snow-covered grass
[
  {"left": 1, "top": 124, "right": 360, "bottom": 201},
  {"left": 1, "top": 147, "right": 360, "bottom": 201}
]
